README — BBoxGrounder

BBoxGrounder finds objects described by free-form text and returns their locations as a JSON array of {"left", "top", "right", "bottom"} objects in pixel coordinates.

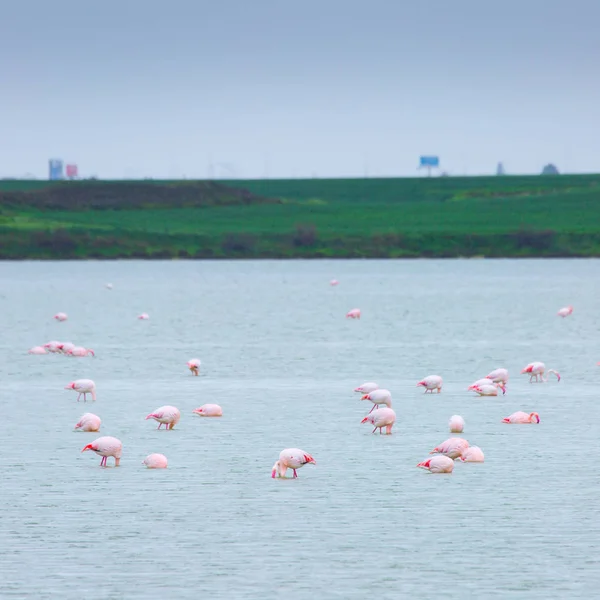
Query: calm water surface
[{"left": 1, "top": 259, "right": 599, "bottom": 599}]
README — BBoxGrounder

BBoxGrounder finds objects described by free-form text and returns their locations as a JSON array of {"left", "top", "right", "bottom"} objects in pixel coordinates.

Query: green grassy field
[{"left": 1, "top": 175, "right": 600, "bottom": 258}]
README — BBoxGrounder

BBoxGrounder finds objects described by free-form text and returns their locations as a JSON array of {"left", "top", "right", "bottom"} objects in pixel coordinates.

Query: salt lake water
[{"left": 1, "top": 259, "right": 599, "bottom": 599}]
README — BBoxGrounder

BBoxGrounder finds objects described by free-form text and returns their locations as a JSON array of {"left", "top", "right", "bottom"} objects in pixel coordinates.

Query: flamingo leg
[
  {"left": 368, "top": 404, "right": 376, "bottom": 414},
  {"left": 372, "top": 426, "right": 377, "bottom": 433},
  {"left": 293, "top": 469, "right": 298, "bottom": 478},
  {"left": 437, "top": 388, "right": 441, "bottom": 393},
  {"left": 76, "top": 393, "right": 81, "bottom": 402},
  {"left": 157, "top": 423, "right": 162, "bottom": 430},
  {"left": 83, "top": 393, "right": 87, "bottom": 402},
  {"left": 379, "top": 427, "right": 383, "bottom": 435},
  {"left": 386, "top": 425, "right": 393, "bottom": 434}
]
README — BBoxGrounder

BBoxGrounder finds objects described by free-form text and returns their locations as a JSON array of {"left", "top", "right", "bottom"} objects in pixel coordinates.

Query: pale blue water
[{"left": 1, "top": 259, "right": 599, "bottom": 599}]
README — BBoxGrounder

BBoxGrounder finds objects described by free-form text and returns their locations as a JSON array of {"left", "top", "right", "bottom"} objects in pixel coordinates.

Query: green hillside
[{"left": 1, "top": 175, "right": 599, "bottom": 259}]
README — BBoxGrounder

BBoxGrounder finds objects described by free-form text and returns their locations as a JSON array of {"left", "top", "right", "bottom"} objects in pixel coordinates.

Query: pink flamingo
[
  {"left": 521, "top": 362, "right": 560, "bottom": 383},
  {"left": 192, "top": 404, "right": 223, "bottom": 417},
  {"left": 354, "top": 382, "right": 379, "bottom": 394},
  {"left": 485, "top": 368, "right": 509, "bottom": 385},
  {"left": 187, "top": 359, "right": 201, "bottom": 376},
  {"left": 417, "top": 375, "right": 443, "bottom": 393},
  {"left": 361, "top": 389, "right": 392, "bottom": 413},
  {"left": 346, "top": 308, "right": 361, "bottom": 319},
  {"left": 143, "top": 454, "right": 168, "bottom": 469},
  {"left": 67, "top": 346, "right": 95, "bottom": 357},
  {"left": 145, "top": 406, "right": 181, "bottom": 429},
  {"left": 74, "top": 413, "right": 101, "bottom": 432},
  {"left": 60, "top": 342, "right": 75, "bottom": 354},
  {"left": 271, "top": 448, "right": 316, "bottom": 478},
  {"left": 44, "top": 341, "right": 63, "bottom": 353},
  {"left": 502, "top": 411, "right": 540, "bottom": 424},
  {"left": 417, "top": 455, "right": 454, "bottom": 473},
  {"left": 361, "top": 407, "right": 396, "bottom": 434},
  {"left": 28, "top": 346, "right": 47, "bottom": 355},
  {"left": 448, "top": 415, "right": 465, "bottom": 433},
  {"left": 430, "top": 437, "right": 469, "bottom": 459},
  {"left": 330, "top": 279, "right": 339, "bottom": 286},
  {"left": 81, "top": 436, "right": 122, "bottom": 467},
  {"left": 138, "top": 313, "right": 149, "bottom": 320},
  {"left": 468, "top": 378, "right": 506, "bottom": 393},
  {"left": 65, "top": 379, "right": 96, "bottom": 402},
  {"left": 557, "top": 305, "right": 573, "bottom": 318},
  {"left": 460, "top": 446, "right": 485, "bottom": 462},
  {"left": 471, "top": 382, "right": 506, "bottom": 396},
  {"left": 54, "top": 312, "right": 68, "bottom": 322}
]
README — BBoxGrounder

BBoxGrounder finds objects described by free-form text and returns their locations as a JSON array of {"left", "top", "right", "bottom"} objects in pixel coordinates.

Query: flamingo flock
[{"left": 27, "top": 291, "right": 570, "bottom": 476}]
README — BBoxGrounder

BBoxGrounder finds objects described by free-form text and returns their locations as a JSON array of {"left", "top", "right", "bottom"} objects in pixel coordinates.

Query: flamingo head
[
  {"left": 530, "top": 412, "right": 540, "bottom": 423},
  {"left": 521, "top": 365, "right": 533, "bottom": 374},
  {"left": 417, "top": 459, "right": 431, "bottom": 469},
  {"left": 65, "top": 382, "right": 76, "bottom": 390},
  {"left": 87, "top": 349, "right": 95, "bottom": 357},
  {"left": 192, "top": 408, "right": 204, "bottom": 415},
  {"left": 472, "top": 385, "right": 482, "bottom": 393},
  {"left": 416, "top": 381, "right": 426, "bottom": 388},
  {"left": 303, "top": 454, "right": 316, "bottom": 466},
  {"left": 81, "top": 443, "right": 96, "bottom": 453},
  {"left": 499, "top": 384, "right": 507, "bottom": 394},
  {"left": 145, "top": 413, "right": 157, "bottom": 420},
  {"left": 361, "top": 415, "right": 374, "bottom": 425},
  {"left": 360, "top": 394, "right": 370, "bottom": 401}
]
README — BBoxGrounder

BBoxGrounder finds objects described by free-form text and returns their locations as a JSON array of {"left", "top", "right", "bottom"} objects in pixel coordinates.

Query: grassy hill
[{"left": 1, "top": 175, "right": 600, "bottom": 259}]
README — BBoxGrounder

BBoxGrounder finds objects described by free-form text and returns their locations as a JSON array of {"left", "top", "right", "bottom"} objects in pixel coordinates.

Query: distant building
[{"left": 496, "top": 162, "right": 506, "bottom": 175}]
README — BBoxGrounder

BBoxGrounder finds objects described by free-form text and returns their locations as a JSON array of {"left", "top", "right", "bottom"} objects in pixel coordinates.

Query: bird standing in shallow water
[
  {"left": 82, "top": 436, "right": 122, "bottom": 467},
  {"left": 271, "top": 449, "right": 316, "bottom": 478}
]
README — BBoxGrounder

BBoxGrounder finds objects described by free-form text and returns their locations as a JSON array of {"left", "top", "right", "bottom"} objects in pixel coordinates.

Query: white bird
[
  {"left": 417, "top": 455, "right": 454, "bottom": 473},
  {"left": 74, "top": 413, "right": 101, "bottom": 432},
  {"left": 187, "top": 358, "right": 201, "bottom": 376},
  {"left": 448, "top": 415, "right": 465, "bottom": 433},
  {"left": 28, "top": 346, "right": 47, "bottom": 355},
  {"left": 65, "top": 379, "right": 96, "bottom": 402},
  {"left": 271, "top": 448, "right": 316, "bottom": 478},
  {"left": 143, "top": 454, "right": 168, "bottom": 468},
  {"left": 81, "top": 436, "right": 122, "bottom": 467},
  {"left": 430, "top": 437, "right": 469, "bottom": 460},
  {"left": 105, "top": 283, "right": 113, "bottom": 290},
  {"left": 361, "top": 407, "right": 396, "bottom": 434},
  {"left": 145, "top": 405, "right": 181, "bottom": 429},
  {"left": 44, "top": 341, "right": 63, "bottom": 353},
  {"left": 521, "top": 362, "right": 560, "bottom": 383},
  {"left": 54, "top": 312, "right": 68, "bottom": 322},
  {"left": 485, "top": 368, "right": 509, "bottom": 385},
  {"left": 471, "top": 382, "right": 506, "bottom": 396},
  {"left": 138, "top": 313, "right": 150, "bottom": 320},
  {"left": 557, "top": 305, "right": 573, "bottom": 318},
  {"left": 192, "top": 404, "right": 223, "bottom": 417},
  {"left": 360, "top": 388, "right": 392, "bottom": 413},
  {"left": 354, "top": 382, "right": 379, "bottom": 394},
  {"left": 460, "top": 446, "right": 485, "bottom": 462},
  {"left": 417, "top": 375, "right": 443, "bottom": 393}
]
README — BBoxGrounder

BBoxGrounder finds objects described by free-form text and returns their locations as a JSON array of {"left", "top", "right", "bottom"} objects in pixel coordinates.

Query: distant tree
[
  {"left": 496, "top": 162, "right": 506, "bottom": 175},
  {"left": 541, "top": 163, "right": 560, "bottom": 175}
]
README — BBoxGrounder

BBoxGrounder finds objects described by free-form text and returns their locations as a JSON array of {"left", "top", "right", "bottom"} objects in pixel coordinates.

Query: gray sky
[{"left": 2, "top": 0, "right": 599, "bottom": 179}]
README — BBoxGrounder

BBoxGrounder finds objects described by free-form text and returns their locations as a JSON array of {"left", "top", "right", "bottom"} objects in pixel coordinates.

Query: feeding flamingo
[
  {"left": 143, "top": 454, "right": 168, "bottom": 469},
  {"left": 67, "top": 346, "right": 95, "bottom": 357},
  {"left": 330, "top": 279, "right": 339, "bottom": 286},
  {"left": 354, "top": 382, "right": 379, "bottom": 394},
  {"left": 81, "top": 436, "right": 122, "bottom": 467},
  {"left": 60, "top": 342, "right": 75, "bottom": 354},
  {"left": 346, "top": 308, "right": 361, "bottom": 319},
  {"left": 417, "top": 375, "right": 443, "bottom": 393},
  {"left": 361, "top": 407, "right": 396, "bottom": 434},
  {"left": 430, "top": 438, "right": 469, "bottom": 460},
  {"left": 521, "top": 362, "right": 560, "bottom": 383},
  {"left": 485, "top": 368, "right": 509, "bottom": 385},
  {"left": 44, "top": 341, "right": 63, "bottom": 353},
  {"left": 65, "top": 379, "right": 96, "bottom": 402},
  {"left": 557, "top": 305, "right": 573, "bottom": 318},
  {"left": 361, "top": 389, "right": 392, "bottom": 413},
  {"left": 271, "top": 448, "right": 316, "bottom": 478},
  {"left": 145, "top": 406, "right": 181, "bottom": 429},
  {"left": 470, "top": 382, "right": 506, "bottom": 396},
  {"left": 448, "top": 415, "right": 465, "bottom": 433},
  {"left": 138, "top": 313, "right": 149, "bottom": 320},
  {"left": 192, "top": 404, "right": 223, "bottom": 417},
  {"left": 187, "top": 359, "right": 201, "bottom": 376},
  {"left": 54, "top": 312, "right": 68, "bottom": 322},
  {"left": 417, "top": 455, "right": 454, "bottom": 473},
  {"left": 502, "top": 411, "right": 540, "bottom": 424},
  {"left": 460, "top": 446, "right": 485, "bottom": 462},
  {"left": 74, "top": 413, "right": 101, "bottom": 432},
  {"left": 28, "top": 346, "right": 47, "bottom": 355}
]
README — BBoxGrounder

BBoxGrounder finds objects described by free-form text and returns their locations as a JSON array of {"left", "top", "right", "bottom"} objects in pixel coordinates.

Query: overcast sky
[{"left": 1, "top": 0, "right": 599, "bottom": 179}]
